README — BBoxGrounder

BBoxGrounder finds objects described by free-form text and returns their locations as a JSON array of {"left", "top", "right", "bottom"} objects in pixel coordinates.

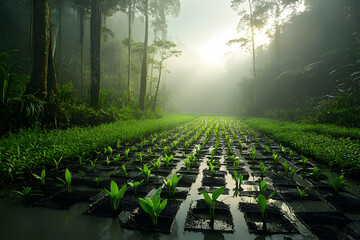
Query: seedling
[
  {"left": 104, "top": 180, "right": 127, "bottom": 214},
  {"left": 263, "top": 145, "right": 271, "bottom": 153},
  {"left": 93, "top": 177, "right": 104, "bottom": 188},
  {"left": 300, "top": 156, "right": 308, "bottom": 168},
  {"left": 13, "top": 187, "right": 43, "bottom": 202},
  {"left": 326, "top": 175, "right": 346, "bottom": 193},
  {"left": 296, "top": 186, "right": 308, "bottom": 197},
  {"left": 105, "top": 156, "right": 111, "bottom": 166},
  {"left": 272, "top": 152, "right": 281, "bottom": 168},
  {"left": 125, "top": 148, "right": 130, "bottom": 158},
  {"left": 116, "top": 139, "right": 121, "bottom": 149},
  {"left": 259, "top": 162, "right": 267, "bottom": 178},
  {"left": 122, "top": 165, "right": 128, "bottom": 177},
  {"left": 181, "top": 151, "right": 185, "bottom": 158},
  {"left": 184, "top": 157, "right": 191, "bottom": 171},
  {"left": 57, "top": 168, "right": 72, "bottom": 192},
  {"left": 259, "top": 179, "right": 274, "bottom": 196},
  {"left": 114, "top": 154, "right": 121, "bottom": 162},
  {"left": 163, "top": 155, "right": 171, "bottom": 168},
  {"left": 228, "top": 155, "right": 235, "bottom": 162},
  {"left": 238, "top": 140, "right": 243, "bottom": 153},
  {"left": 209, "top": 162, "right": 219, "bottom": 177},
  {"left": 53, "top": 157, "right": 62, "bottom": 171},
  {"left": 233, "top": 171, "right": 243, "bottom": 189},
  {"left": 139, "top": 188, "right": 167, "bottom": 226},
  {"left": 254, "top": 193, "right": 274, "bottom": 225},
  {"left": 108, "top": 146, "right": 113, "bottom": 156},
  {"left": 90, "top": 158, "right": 97, "bottom": 171},
  {"left": 163, "top": 174, "right": 182, "bottom": 197},
  {"left": 289, "top": 169, "right": 298, "bottom": 179},
  {"left": 139, "top": 164, "right": 151, "bottom": 183},
  {"left": 136, "top": 153, "right": 146, "bottom": 163},
  {"left": 77, "top": 153, "right": 86, "bottom": 166},
  {"left": 151, "top": 158, "right": 161, "bottom": 172},
  {"left": 284, "top": 161, "right": 289, "bottom": 176},
  {"left": 233, "top": 158, "right": 241, "bottom": 169},
  {"left": 128, "top": 180, "right": 143, "bottom": 196},
  {"left": 200, "top": 187, "right": 224, "bottom": 223},
  {"left": 164, "top": 153, "right": 174, "bottom": 163},
  {"left": 32, "top": 169, "right": 46, "bottom": 185},
  {"left": 249, "top": 148, "right": 256, "bottom": 162}
]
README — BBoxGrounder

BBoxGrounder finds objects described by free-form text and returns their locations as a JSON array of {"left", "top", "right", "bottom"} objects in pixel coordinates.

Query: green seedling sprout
[
  {"left": 116, "top": 139, "right": 121, "bottom": 149},
  {"left": 254, "top": 193, "right": 274, "bottom": 225},
  {"left": 151, "top": 158, "right": 161, "bottom": 172},
  {"left": 163, "top": 155, "right": 171, "bottom": 168},
  {"left": 263, "top": 145, "right": 271, "bottom": 153},
  {"left": 209, "top": 156, "right": 216, "bottom": 165},
  {"left": 122, "top": 165, "right": 128, "bottom": 177},
  {"left": 249, "top": 148, "right": 256, "bottom": 162},
  {"left": 128, "top": 180, "right": 143, "bottom": 196},
  {"left": 296, "top": 186, "right": 308, "bottom": 197},
  {"left": 32, "top": 169, "right": 46, "bottom": 185},
  {"left": 90, "top": 158, "right": 97, "bottom": 171},
  {"left": 300, "top": 156, "right": 308, "bottom": 168},
  {"left": 114, "top": 154, "right": 121, "bottom": 162},
  {"left": 233, "top": 171, "right": 243, "bottom": 189},
  {"left": 259, "top": 162, "right": 267, "bottom": 178},
  {"left": 77, "top": 153, "right": 85, "bottom": 166},
  {"left": 181, "top": 151, "right": 185, "bottom": 158},
  {"left": 284, "top": 160, "right": 289, "bottom": 176},
  {"left": 272, "top": 152, "right": 281, "bottom": 168},
  {"left": 312, "top": 166, "right": 319, "bottom": 180},
  {"left": 209, "top": 162, "right": 219, "bottom": 177},
  {"left": 57, "top": 168, "right": 72, "bottom": 192},
  {"left": 139, "top": 164, "right": 151, "bottom": 183},
  {"left": 238, "top": 140, "right": 244, "bottom": 153},
  {"left": 289, "top": 150, "right": 295, "bottom": 160},
  {"left": 108, "top": 146, "right": 113, "bottom": 156},
  {"left": 53, "top": 157, "right": 62, "bottom": 171},
  {"left": 326, "top": 175, "right": 346, "bottom": 193},
  {"left": 12, "top": 187, "right": 43, "bottom": 202},
  {"left": 200, "top": 187, "right": 224, "bottom": 223},
  {"left": 139, "top": 188, "right": 167, "bottom": 227},
  {"left": 184, "top": 157, "right": 191, "bottom": 171},
  {"left": 163, "top": 174, "right": 182, "bottom": 197},
  {"left": 233, "top": 158, "right": 241, "bottom": 170},
  {"left": 104, "top": 180, "right": 127, "bottom": 214},
  {"left": 258, "top": 179, "right": 274, "bottom": 196},
  {"left": 136, "top": 153, "right": 146, "bottom": 163},
  {"left": 94, "top": 177, "right": 104, "bottom": 188},
  {"left": 105, "top": 156, "right": 111, "bottom": 166},
  {"left": 289, "top": 169, "right": 298, "bottom": 179},
  {"left": 125, "top": 148, "right": 130, "bottom": 158},
  {"left": 228, "top": 155, "right": 235, "bottom": 162}
]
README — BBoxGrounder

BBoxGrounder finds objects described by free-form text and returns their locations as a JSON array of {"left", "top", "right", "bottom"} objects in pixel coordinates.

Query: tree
[
  {"left": 139, "top": 0, "right": 149, "bottom": 110},
  {"left": 127, "top": 0, "right": 134, "bottom": 103},
  {"left": 90, "top": 0, "right": 101, "bottom": 109},
  {"left": 152, "top": 40, "right": 181, "bottom": 111}
]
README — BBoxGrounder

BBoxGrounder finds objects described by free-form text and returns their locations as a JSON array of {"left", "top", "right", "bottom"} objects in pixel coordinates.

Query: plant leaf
[
  {"left": 212, "top": 187, "right": 224, "bottom": 201},
  {"left": 200, "top": 190, "right": 212, "bottom": 207}
]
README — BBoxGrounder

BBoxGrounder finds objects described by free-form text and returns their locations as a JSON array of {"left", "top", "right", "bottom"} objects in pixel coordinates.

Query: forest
[{"left": 0, "top": 0, "right": 360, "bottom": 239}]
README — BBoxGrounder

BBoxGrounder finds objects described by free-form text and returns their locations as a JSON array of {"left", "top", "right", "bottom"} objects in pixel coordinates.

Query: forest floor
[{"left": 1, "top": 116, "right": 360, "bottom": 240}]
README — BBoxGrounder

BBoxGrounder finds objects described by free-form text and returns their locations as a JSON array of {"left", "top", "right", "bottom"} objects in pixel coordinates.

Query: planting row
[{"left": 8, "top": 117, "right": 360, "bottom": 239}]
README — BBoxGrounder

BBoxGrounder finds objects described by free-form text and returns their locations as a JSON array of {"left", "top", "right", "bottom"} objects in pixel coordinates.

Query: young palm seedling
[
  {"left": 104, "top": 180, "right": 127, "bottom": 214},
  {"left": 121, "top": 165, "right": 128, "bottom": 177},
  {"left": 228, "top": 155, "right": 235, "bottom": 162},
  {"left": 94, "top": 177, "right": 104, "bottom": 188},
  {"left": 139, "top": 164, "right": 151, "bottom": 183},
  {"left": 296, "top": 186, "right": 309, "bottom": 197},
  {"left": 272, "top": 152, "right": 281, "bottom": 168},
  {"left": 108, "top": 146, "right": 113, "bottom": 157},
  {"left": 289, "top": 150, "right": 295, "bottom": 160},
  {"left": 233, "top": 171, "right": 244, "bottom": 189},
  {"left": 90, "top": 158, "right": 97, "bottom": 171},
  {"left": 114, "top": 154, "right": 121, "bottom": 162},
  {"left": 181, "top": 151, "right": 185, "bottom": 158},
  {"left": 151, "top": 158, "right": 161, "bottom": 173},
  {"left": 300, "top": 155, "right": 308, "bottom": 168},
  {"left": 249, "top": 148, "right": 256, "bottom": 162},
  {"left": 254, "top": 193, "right": 275, "bottom": 228},
  {"left": 105, "top": 156, "right": 111, "bottom": 166},
  {"left": 125, "top": 148, "right": 130, "bottom": 158},
  {"left": 57, "top": 168, "right": 72, "bottom": 192},
  {"left": 53, "top": 157, "right": 62, "bottom": 171},
  {"left": 233, "top": 158, "right": 241, "bottom": 170},
  {"left": 13, "top": 187, "right": 43, "bottom": 203},
  {"left": 128, "top": 180, "right": 143, "bottom": 196},
  {"left": 184, "top": 157, "right": 192, "bottom": 172},
  {"left": 326, "top": 175, "right": 346, "bottom": 193},
  {"left": 238, "top": 140, "right": 244, "bottom": 153},
  {"left": 32, "top": 169, "right": 46, "bottom": 185},
  {"left": 163, "top": 174, "right": 182, "bottom": 198},
  {"left": 259, "top": 179, "right": 274, "bottom": 196},
  {"left": 312, "top": 166, "right": 320, "bottom": 180},
  {"left": 284, "top": 161, "right": 290, "bottom": 176},
  {"left": 200, "top": 187, "right": 224, "bottom": 224},
  {"left": 209, "top": 162, "right": 219, "bottom": 177},
  {"left": 139, "top": 188, "right": 167, "bottom": 227},
  {"left": 259, "top": 162, "right": 267, "bottom": 178},
  {"left": 163, "top": 155, "right": 171, "bottom": 168}
]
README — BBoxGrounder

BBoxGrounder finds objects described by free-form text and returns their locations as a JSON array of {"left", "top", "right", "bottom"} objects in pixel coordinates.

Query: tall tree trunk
[
  {"left": 79, "top": 7, "right": 85, "bottom": 93},
  {"left": 153, "top": 60, "right": 162, "bottom": 111},
  {"left": 29, "top": 0, "right": 50, "bottom": 98},
  {"left": 139, "top": 0, "right": 149, "bottom": 110},
  {"left": 56, "top": 1, "right": 63, "bottom": 84},
  {"left": 248, "top": 0, "right": 257, "bottom": 107},
  {"left": 127, "top": 0, "right": 132, "bottom": 103},
  {"left": 274, "top": 3, "right": 281, "bottom": 74},
  {"left": 90, "top": 0, "right": 101, "bottom": 109},
  {"left": 149, "top": 33, "right": 157, "bottom": 97}
]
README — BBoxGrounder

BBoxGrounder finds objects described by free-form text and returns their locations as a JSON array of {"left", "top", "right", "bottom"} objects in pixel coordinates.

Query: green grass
[
  {"left": 245, "top": 118, "right": 360, "bottom": 174},
  {"left": 0, "top": 115, "right": 196, "bottom": 184}
]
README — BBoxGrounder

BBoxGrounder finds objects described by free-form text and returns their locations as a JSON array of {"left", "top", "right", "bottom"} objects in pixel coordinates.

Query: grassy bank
[
  {"left": 245, "top": 118, "right": 360, "bottom": 175},
  {"left": 0, "top": 115, "right": 196, "bottom": 184}
]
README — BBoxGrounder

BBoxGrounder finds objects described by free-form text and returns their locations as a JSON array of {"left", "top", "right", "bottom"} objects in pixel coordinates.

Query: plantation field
[{"left": 1, "top": 117, "right": 360, "bottom": 240}]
